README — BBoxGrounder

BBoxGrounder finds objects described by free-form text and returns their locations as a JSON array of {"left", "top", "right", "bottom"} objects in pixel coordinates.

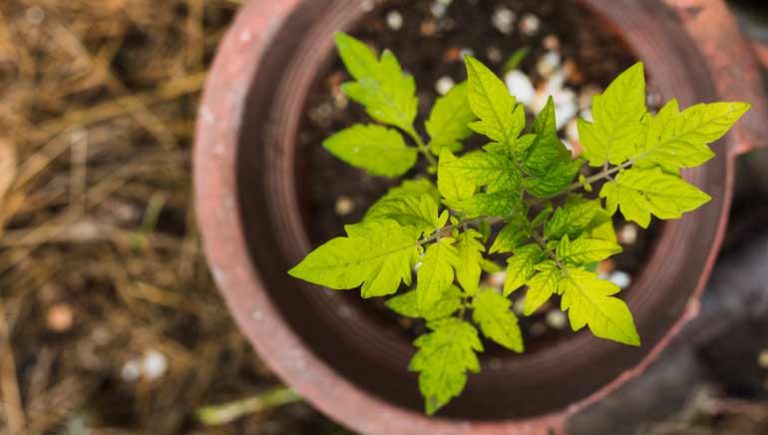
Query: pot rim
[{"left": 193, "top": 0, "right": 765, "bottom": 433}]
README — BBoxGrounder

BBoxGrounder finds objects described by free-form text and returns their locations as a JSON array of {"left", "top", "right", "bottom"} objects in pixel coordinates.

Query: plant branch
[{"left": 405, "top": 128, "right": 438, "bottom": 167}]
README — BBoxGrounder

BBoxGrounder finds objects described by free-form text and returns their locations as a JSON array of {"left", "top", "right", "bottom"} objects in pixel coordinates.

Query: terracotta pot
[{"left": 193, "top": 0, "right": 767, "bottom": 433}]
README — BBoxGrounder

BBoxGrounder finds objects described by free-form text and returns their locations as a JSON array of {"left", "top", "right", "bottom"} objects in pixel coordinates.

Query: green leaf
[
  {"left": 523, "top": 98, "right": 583, "bottom": 197},
  {"left": 472, "top": 289, "right": 524, "bottom": 352},
  {"left": 426, "top": 82, "right": 476, "bottom": 154},
  {"left": 489, "top": 219, "right": 530, "bottom": 254},
  {"left": 578, "top": 62, "right": 647, "bottom": 167},
  {"left": 559, "top": 268, "right": 640, "bottom": 346},
  {"left": 455, "top": 230, "right": 485, "bottom": 294},
  {"left": 441, "top": 150, "right": 521, "bottom": 193},
  {"left": 417, "top": 238, "right": 460, "bottom": 310},
  {"left": 635, "top": 100, "right": 751, "bottom": 170},
  {"left": 437, "top": 149, "right": 476, "bottom": 202},
  {"left": 387, "top": 178, "right": 441, "bottom": 204},
  {"left": 530, "top": 204, "right": 553, "bottom": 228},
  {"left": 446, "top": 190, "right": 522, "bottom": 218},
  {"left": 465, "top": 56, "right": 526, "bottom": 144},
  {"left": 544, "top": 195, "right": 601, "bottom": 240},
  {"left": 503, "top": 46, "right": 530, "bottom": 73},
  {"left": 323, "top": 124, "right": 417, "bottom": 177},
  {"left": 409, "top": 319, "right": 483, "bottom": 415},
  {"left": 365, "top": 183, "right": 446, "bottom": 234},
  {"left": 288, "top": 220, "right": 420, "bottom": 298},
  {"left": 600, "top": 167, "right": 711, "bottom": 228},
  {"left": 523, "top": 261, "right": 560, "bottom": 315},
  {"left": 334, "top": 32, "right": 379, "bottom": 81},
  {"left": 585, "top": 209, "right": 617, "bottom": 243},
  {"left": 503, "top": 244, "right": 544, "bottom": 296},
  {"left": 556, "top": 235, "right": 622, "bottom": 266},
  {"left": 337, "top": 33, "right": 418, "bottom": 132},
  {"left": 386, "top": 285, "right": 462, "bottom": 320}
]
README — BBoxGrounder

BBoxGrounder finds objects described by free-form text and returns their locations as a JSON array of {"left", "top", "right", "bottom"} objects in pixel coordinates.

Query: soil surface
[{"left": 299, "top": 0, "right": 656, "bottom": 350}]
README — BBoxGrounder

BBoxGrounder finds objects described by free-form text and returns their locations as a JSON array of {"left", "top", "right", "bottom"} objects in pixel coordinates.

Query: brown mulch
[{"left": 0, "top": 0, "right": 342, "bottom": 433}]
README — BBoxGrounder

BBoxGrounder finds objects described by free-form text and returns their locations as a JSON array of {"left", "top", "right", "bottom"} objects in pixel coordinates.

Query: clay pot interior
[{"left": 232, "top": 0, "right": 727, "bottom": 420}]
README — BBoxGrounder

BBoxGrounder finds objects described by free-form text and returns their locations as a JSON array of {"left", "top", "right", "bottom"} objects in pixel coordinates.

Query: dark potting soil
[{"left": 296, "top": 0, "right": 659, "bottom": 353}]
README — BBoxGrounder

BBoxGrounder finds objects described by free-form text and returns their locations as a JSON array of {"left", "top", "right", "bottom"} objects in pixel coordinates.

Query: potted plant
[{"left": 194, "top": 0, "right": 767, "bottom": 433}]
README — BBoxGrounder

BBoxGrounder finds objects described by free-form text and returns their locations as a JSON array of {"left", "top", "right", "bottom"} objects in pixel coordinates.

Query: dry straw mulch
[{"left": 0, "top": 1, "right": 341, "bottom": 433}]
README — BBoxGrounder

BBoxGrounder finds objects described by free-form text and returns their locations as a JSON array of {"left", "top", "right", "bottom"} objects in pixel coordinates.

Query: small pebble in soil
[
  {"left": 505, "top": 70, "right": 535, "bottom": 107},
  {"left": 609, "top": 270, "right": 632, "bottom": 289},
  {"left": 546, "top": 310, "right": 568, "bottom": 330},
  {"left": 430, "top": 1, "right": 448, "bottom": 18},
  {"left": 487, "top": 272, "right": 506, "bottom": 289},
  {"left": 487, "top": 46, "right": 503, "bottom": 64},
  {"left": 565, "top": 118, "right": 580, "bottom": 144},
  {"left": 543, "top": 34, "right": 560, "bottom": 51},
  {"left": 121, "top": 359, "right": 142, "bottom": 382},
  {"left": 519, "top": 13, "right": 541, "bottom": 36},
  {"left": 757, "top": 349, "right": 768, "bottom": 369},
  {"left": 529, "top": 322, "right": 548, "bottom": 338},
  {"left": 25, "top": 6, "right": 46, "bottom": 25},
  {"left": 443, "top": 46, "right": 462, "bottom": 62},
  {"left": 142, "top": 350, "right": 169, "bottom": 381},
  {"left": 361, "top": 0, "right": 375, "bottom": 12},
  {"left": 334, "top": 195, "right": 355, "bottom": 216},
  {"left": 553, "top": 89, "right": 578, "bottom": 129},
  {"left": 386, "top": 10, "right": 404, "bottom": 31},
  {"left": 619, "top": 224, "right": 638, "bottom": 245},
  {"left": 420, "top": 20, "right": 436, "bottom": 37},
  {"left": 598, "top": 259, "right": 616, "bottom": 277},
  {"left": 459, "top": 47, "right": 474, "bottom": 59},
  {"left": 563, "top": 59, "right": 584, "bottom": 84},
  {"left": 513, "top": 297, "right": 526, "bottom": 315},
  {"left": 46, "top": 303, "right": 75, "bottom": 332},
  {"left": 580, "top": 108, "right": 593, "bottom": 123},
  {"left": 435, "top": 76, "right": 455, "bottom": 95},
  {"left": 536, "top": 51, "right": 561, "bottom": 79},
  {"left": 309, "top": 103, "right": 334, "bottom": 128},
  {"left": 491, "top": 6, "right": 516, "bottom": 35}
]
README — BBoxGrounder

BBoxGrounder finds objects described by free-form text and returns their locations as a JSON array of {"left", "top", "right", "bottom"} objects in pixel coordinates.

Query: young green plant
[{"left": 289, "top": 32, "right": 751, "bottom": 415}]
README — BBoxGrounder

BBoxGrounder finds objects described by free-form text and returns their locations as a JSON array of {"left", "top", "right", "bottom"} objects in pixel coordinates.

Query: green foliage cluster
[{"left": 289, "top": 32, "right": 750, "bottom": 415}]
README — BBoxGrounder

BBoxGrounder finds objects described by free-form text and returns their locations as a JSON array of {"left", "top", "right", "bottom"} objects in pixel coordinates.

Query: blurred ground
[
  {"left": 0, "top": 0, "right": 343, "bottom": 433},
  {"left": 0, "top": 0, "right": 766, "bottom": 434}
]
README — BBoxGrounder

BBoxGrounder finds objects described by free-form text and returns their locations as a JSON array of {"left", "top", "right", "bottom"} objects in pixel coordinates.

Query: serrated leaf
[
  {"left": 544, "top": 195, "right": 601, "bottom": 240},
  {"left": 530, "top": 204, "right": 553, "bottom": 228},
  {"left": 579, "top": 62, "right": 647, "bottom": 167},
  {"left": 386, "top": 285, "right": 462, "bottom": 320},
  {"left": 556, "top": 235, "right": 622, "bottom": 266},
  {"left": 437, "top": 149, "right": 475, "bottom": 202},
  {"left": 337, "top": 33, "right": 418, "bottom": 132},
  {"left": 335, "top": 32, "right": 379, "bottom": 81},
  {"left": 585, "top": 208, "right": 616, "bottom": 243},
  {"left": 523, "top": 261, "right": 560, "bottom": 315},
  {"left": 503, "top": 244, "right": 543, "bottom": 296},
  {"left": 559, "top": 268, "right": 640, "bottom": 346},
  {"left": 635, "top": 100, "right": 751, "bottom": 170},
  {"left": 323, "top": 124, "right": 417, "bottom": 177},
  {"left": 489, "top": 219, "right": 530, "bottom": 254},
  {"left": 426, "top": 82, "right": 476, "bottom": 154},
  {"left": 472, "top": 289, "right": 524, "bottom": 352},
  {"left": 289, "top": 220, "right": 420, "bottom": 298},
  {"left": 465, "top": 56, "right": 526, "bottom": 144},
  {"left": 523, "top": 99, "right": 583, "bottom": 197},
  {"left": 410, "top": 319, "right": 483, "bottom": 415},
  {"left": 455, "top": 230, "right": 485, "bottom": 294},
  {"left": 446, "top": 190, "right": 522, "bottom": 218},
  {"left": 417, "top": 238, "right": 460, "bottom": 310},
  {"left": 365, "top": 184, "right": 445, "bottom": 235},
  {"left": 442, "top": 150, "right": 521, "bottom": 193},
  {"left": 600, "top": 167, "right": 711, "bottom": 228}
]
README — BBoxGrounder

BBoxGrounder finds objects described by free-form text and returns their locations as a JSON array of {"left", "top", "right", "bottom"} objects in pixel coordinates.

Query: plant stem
[{"left": 405, "top": 128, "right": 438, "bottom": 167}]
